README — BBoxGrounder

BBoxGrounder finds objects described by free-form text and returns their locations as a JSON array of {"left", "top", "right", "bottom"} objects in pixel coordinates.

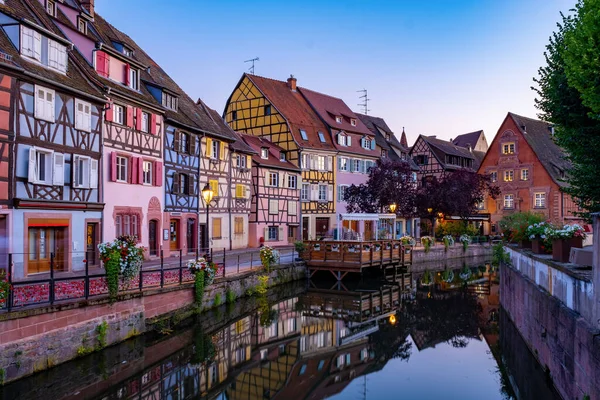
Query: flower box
[
  {"left": 552, "top": 237, "right": 583, "bottom": 263},
  {"left": 531, "top": 238, "right": 545, "bottom": 254},
  {"left": 519, "top": 239, "right": 532, "bottom": 249}
]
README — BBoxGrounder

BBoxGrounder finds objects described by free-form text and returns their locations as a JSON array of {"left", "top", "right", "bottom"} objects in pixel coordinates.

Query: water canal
[{"left": 0, "top": 263, "right": 561, "bottom": 400}]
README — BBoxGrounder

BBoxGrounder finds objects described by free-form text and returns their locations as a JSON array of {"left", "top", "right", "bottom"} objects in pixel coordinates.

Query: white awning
[{"left": 340, "top": 213, "right": 397, "bottom": 221}]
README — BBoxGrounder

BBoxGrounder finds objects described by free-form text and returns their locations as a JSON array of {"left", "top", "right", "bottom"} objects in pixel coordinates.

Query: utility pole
[
  {"left": 357, "top": 89, "right": 370, "bottom": 115},
  {"left": 244, "top": 57, "right": 259, "bottom": 75}
]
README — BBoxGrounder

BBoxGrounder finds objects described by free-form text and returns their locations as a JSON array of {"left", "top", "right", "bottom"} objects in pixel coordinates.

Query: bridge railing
[{"left": 302, "top": 240, "right": 413, "bottom": 267}]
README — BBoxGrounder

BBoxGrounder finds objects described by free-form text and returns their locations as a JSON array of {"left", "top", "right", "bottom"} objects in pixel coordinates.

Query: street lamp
[
  {"left": 389, "top": 203, "right": 397, "bottom": 213},
  {"left": 201, "top": 183, "right": 214, "bottom": 255}
]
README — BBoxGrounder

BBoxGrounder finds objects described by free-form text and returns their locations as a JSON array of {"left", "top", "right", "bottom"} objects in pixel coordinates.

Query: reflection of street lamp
[
  {"left": 201, "top": 183, "right": 214, "bottom": 254},
  {"left": 389, "top": 314, "right": 397, "bottom": 325},
  {"left": 426, "top": 208, "right": 434, "bottom": 235},
  {"left": 437, "top": 212, "right": 444, "bottom": 220},
  {"left": 389, "top": 203, "right": 397, "bottom": 213}
]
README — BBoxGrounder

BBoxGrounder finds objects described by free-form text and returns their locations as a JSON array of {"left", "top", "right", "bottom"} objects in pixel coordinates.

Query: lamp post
[
  {"left": 389, "top": 203, "right": 397, "bottom": 239},
  {"left": 201, "top": 183, "right": 214, "bottom": 257},
  {"left": 427, "top": 207, "right": 434, "bottom": 236}
]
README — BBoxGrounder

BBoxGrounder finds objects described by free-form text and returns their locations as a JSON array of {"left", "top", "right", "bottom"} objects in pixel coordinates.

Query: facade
[
  {"left": 228, "top": 133, "right": 254, "bottom": 249},
  {"left": 452, "top": 130, "right": 489, "bottom": 153},
  {"left": 477, "top": 112, "right": 579, "bottom": 234},
  {"left": 224, "top": 74, "right": 336, "bottom": 241},
  {"left": 299, "top": 88, "right": 379, "bottom": 240},
  {"left": 0, "top": 0, "right": 107, "bottom": 277},
  {"left": 241, "top": 134, "right": 300, "bottom": 247}
]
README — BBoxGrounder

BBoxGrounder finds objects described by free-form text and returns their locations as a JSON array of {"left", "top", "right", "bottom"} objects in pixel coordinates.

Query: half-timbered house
[
  {"left": 228, "top": 133, "right": 255, "bottom": 249},
  {"left": 477, "top": 112, "right": 579, "bottom": 234},
  {"left": 224, "top": 74, "right": 336, "bottom": 241},
  {"left": 240, "top": 134, "right": 300, "bottom": 247},
  {"left": 452, "top": 130, "right": 489, "bottom": 153},
  {"left": 0, "top": 0, "right": 106, "bottom": 277}
]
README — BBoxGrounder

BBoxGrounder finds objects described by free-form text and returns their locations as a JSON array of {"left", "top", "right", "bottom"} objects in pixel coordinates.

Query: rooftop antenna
[
  {"left": 244, "top": 57, "right": 259, "bottom": 75},
  {"left": 357, "top": 89, "right": 370, "bottom": 115}
]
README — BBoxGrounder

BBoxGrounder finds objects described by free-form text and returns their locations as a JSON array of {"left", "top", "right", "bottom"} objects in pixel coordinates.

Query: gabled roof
[
  {"left": 242, "top": 74, "right": 335, "bottom": 152},
  {"left": 509, "top": 112, "right": 570, "bottom": 186},
  {"left": 422, "top": 135, "right": 476, "bottom": 159},
  {"left": 452, "top": 130, "right": 483, "bottom": 149},
  {"left": 240, "top": 134, "right": 300, "bottom": 171}
]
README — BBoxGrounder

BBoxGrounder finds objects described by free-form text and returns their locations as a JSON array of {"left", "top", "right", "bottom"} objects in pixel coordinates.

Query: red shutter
[
  {"left": 150, "top": 114, "right": 157, "bottom": 135},
  {"left": 154, "top": 161, "right": 163, "bottom": 187},
  {"left": 126, "top": 106, "right": 133, "bottom": 128},
  {"left": 138, "top": 157, "right": 144, "bottom": 185},
  {"left": 130, "top": 156, "right": 138, "bottom": 184},
  {"left": 105, "top": 102, "right": 113, "bottom": 122},
  {"left": 96, "top": 51, "right": 110, "bottom": 78},
  {"left": 135, "top": 108, "right": 142, "bottom": 131},
  {"left": 110, "top": 152, "right": 117, "bottom": 182},
  {"left": 124, "top": 63, "right": 130, "bottom": 86}
]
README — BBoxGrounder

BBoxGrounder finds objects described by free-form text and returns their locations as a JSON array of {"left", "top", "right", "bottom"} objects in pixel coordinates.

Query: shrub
[
  {"left": 435, "top": 221, "right": 478, "bottom": 238},
  {"left": 498, "top": 212, "right": 544, "bottom": 243},
  {"left": 225, "top": 288, "right": 236, "bottom": 304}
]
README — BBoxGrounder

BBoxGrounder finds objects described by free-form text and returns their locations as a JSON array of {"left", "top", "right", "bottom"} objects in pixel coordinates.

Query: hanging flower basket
[
  {"left": 441, "top": 269, "right": 455, "bottom": 283},
  {"left": 98, "top": 235, "right": 145, "bottom": 301},
  {"left": 442, "top": 235, "right": 454, "bottom": 252},
  {"left": 260, "top": 246, "right": 280, "bottom": 272},
  {"left": 188, "top": 257, "right": 220, "bottom": 285},
  {"left": 420, "top": 270, "right": 433, "bottom": 286},
  {"left": 0, "top": 269, "right": 10, "bottom": 308},
  {"left": 421, "top": 236, "right": 434, "bottom": 253},
  {"left": 459, "top": 235, "right": 471, "bottom": 252},
  {"left": 459, "top": 266, "right": 472, "bottom": 281}
]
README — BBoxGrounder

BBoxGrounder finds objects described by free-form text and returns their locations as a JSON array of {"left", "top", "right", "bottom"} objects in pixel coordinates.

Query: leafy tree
[
  {"left": 533, "top": 0, "right": 600, "bottom": 217},
  {"left": 344, "top": 159, "right": 417, "bottom": 217}
]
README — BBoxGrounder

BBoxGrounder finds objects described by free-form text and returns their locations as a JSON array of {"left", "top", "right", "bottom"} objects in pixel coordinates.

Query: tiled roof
[
  {"left": 228, "top": 130, "right": 256, "bottom": 154},
  {"left": 422, "top": 135, "right": 475, "bottom": 159},
  {"left": 240, "top": 133, "right": 300, "bottom": 171},
  {"left": 244, "top": 74, "right": 335, "bottom": 152},
  {"left": 452, "top": 130, "right": 483, "bottom": 149},
  {"left": 509, "top": 112, "right": 570, "bottom": 187}
]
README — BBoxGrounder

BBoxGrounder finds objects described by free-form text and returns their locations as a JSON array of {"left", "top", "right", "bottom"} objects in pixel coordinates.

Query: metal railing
[{"left": 0, "top": 246, "right": 298, "bottom": 313}]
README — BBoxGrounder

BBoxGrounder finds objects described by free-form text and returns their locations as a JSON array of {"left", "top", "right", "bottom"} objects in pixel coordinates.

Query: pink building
[{"left": 241, "top": 134, "right": 301, "bottom": 247}]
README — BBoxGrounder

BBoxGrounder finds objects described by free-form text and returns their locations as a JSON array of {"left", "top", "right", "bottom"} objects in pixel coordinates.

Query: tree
[
  {"left": 343, "top": 159, "right": 417, "bottom": 216},
  {"left": 533, "top": 0, "right": 600, "bottom": 218}
]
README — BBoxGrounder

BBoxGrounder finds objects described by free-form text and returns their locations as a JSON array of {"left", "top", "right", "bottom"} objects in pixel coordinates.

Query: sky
[{"left": 95, "top": 0, "right": 574, "bottom": 146}]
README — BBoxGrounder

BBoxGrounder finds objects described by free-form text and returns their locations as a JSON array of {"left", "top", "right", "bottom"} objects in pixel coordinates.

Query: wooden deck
[{"left": 303, "top": 240, "right": 413, "bottom": 280}]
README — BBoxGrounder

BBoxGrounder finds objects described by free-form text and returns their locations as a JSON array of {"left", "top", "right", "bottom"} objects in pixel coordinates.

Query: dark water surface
[{"left": 0, "top": 265, "right": 562, "bottom": 400}]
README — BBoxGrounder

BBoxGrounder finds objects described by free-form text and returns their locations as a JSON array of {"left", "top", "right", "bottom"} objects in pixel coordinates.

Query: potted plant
[
  {"left": 525, "top": 222, "right": 554, "bottom": 254},
  {"left": 401, "top": 236, "right": 416, "bottom": 254},
  {"left": 260, "top": 245, "right": 280, "bottom": 272},
  {"left": 499, "top": 211, "right": 544, "bottom": 248},
  {"left": 421, "top": 236, "right": 435, "bottom": 253},
  {"left": 98, "top": 235, "right": 145, "bottom": 302},
  {"left": 294, "top": 240, "right": 307, "bottom": 260},
  {"left": 550, "top": 224, "right": 586, "bottom": 263},
  {"left": 0, "top": 269, "right": 10, "bottom": 309},
  {"left": 442, "top": 235, "right": 454, "bottom": 252},
  {"left": 459, "top": 234, "right": 471, "bottom": 252}
]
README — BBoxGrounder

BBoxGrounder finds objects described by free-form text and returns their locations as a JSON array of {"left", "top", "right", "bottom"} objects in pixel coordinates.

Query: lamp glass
[
  {"left": 202, "top": 183, "right": 214, "bottom": 205},
  {"left": 427, "top": 207, "right": 433, "bottom": 214},
  {"left": 390, "top": 203, "right": 397, "bottom": 213}
]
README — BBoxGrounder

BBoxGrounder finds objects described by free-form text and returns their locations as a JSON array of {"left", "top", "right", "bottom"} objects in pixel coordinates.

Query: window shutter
[
  {"left": 310, "top": 155, "right": 316, "bottom": 170},
  {"left": 371, "top": 139, "right": 376, "bottom": 150},
  {"left": 45, "top": 90, "right": 54, "bottom": 122},
  {"left": 130, "top": 156, "right": 138, "bottom": 184},
  {"left": 244, "top": 185, "right": 250, "bottom": 199},
  {"left": 72, "top": 155, "right": 80, "bottom": 187},
  {"left": 126, "top": 106, "right": 134, "bottom": 128},
  {"left": 95, "top": 51, "right": 109, "bottom": 77},
  {"left": 310, "top": 184, "right": 318, "bottom": 201},
  {"left": 206, "top": 138, "right": 213, "bottom": 157},
  {"left": 188, "top": 175, "right": 195, "bottom": 195},
  {"left": 75, "top": 101, "right": 83, "bottom": 130},
  {"left": 137, "top": 157, "right": 144, "bottom": 185},
  {"left": 34, "top": 86, "right": 44, "bottom": 120},
  {"left": 264, "top": 170, "right": 269, "bottom": 186},
  {"left": 52, "top": 152, "right": 64, "bottom": 186},
  {"left": 337, "top": 134, "right": 342, "bottom": 145},
  {"left": 105, "top": 102, "right": 113, "bottom": 122},
  {"left": 337, "top": 157, "right": 342, "bottom": 170},
  {"left": 28, "top": 147, "right": 37, "bottom": 183},
  {"left": 219, "top": 141, "right": 225, "bottom": 160},
  {"left": 135, "top": 108, "right": 142, "bottom": 131},
  {"left": 90, "top": 159, "right": 98, "bottom": 189},
  {"left": 154, "top": 161, "right": 163, "bottom": 187},
  {"left": 279, "top": 173, "right": 285, "bottom": 188},
  {"left": 189, "top": 134, "right": 196, "bottom": 155},
  {"left": 124, "top": 63, "right": 131, "bottom": 86},
  {"left": 347, "top": 136, "right": 352, "bottom": 146},
  {"left": 246, "top": 155, "right": 251, "bottom": 168},
  {"left": 150, "top": 113, "right": 157, "bottom": 135},
  {"left": 110, "top": 152, "right": 117, "bottom": 182},
  {"left": 172, "top": 172, "right": 179, "bottom": 194},
  {"left": 328, "top": 185, "right": 333, "bottom": 201},
  {"left": 264, "top": 227, "right": 269, "bottom": 241},
  {"left": 33, "top": 31, "right": 41, "bottom": 61},
  {"left": 279, "top": 226, "right": 284, "bottom": 241},
  {"left": 327, "top": 156, "right": 333, "bottom": 171}
]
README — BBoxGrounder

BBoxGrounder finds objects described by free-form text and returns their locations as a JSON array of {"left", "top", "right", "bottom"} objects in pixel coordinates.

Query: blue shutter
[{"left": 371, "top": 139, "right": 376, "bottom": 150}]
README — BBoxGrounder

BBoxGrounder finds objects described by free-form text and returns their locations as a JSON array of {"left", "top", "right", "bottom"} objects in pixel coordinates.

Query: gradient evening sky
[{"left": 96, "top": 0, "right": 574, "bottom": 145}]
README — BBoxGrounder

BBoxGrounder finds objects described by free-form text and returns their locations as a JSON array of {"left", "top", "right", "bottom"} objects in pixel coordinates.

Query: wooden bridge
[{"left": 303, "top": 240, "right": 413, "bottom": 280}]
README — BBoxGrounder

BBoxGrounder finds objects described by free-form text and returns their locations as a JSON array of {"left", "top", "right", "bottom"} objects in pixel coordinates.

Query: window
[
  {"left": 235, "top": 184, "right": 247, "bottom": 198},
  {"left": 300, "top": 129, "right": 308, "bottom": 140},
  {"left": 34, "top": 85, "right": 55, "bottom": 122},
  {"left": 161, "top": 92, "right": 178, "bottom": 110},
  {"left": 317, "top": 360, "right": 325, "bottom": 371},
  {"left": 21, "top": 26, "right": 41, "bottom": 61},
  {"left": 261, "top": 148, "right": 269, "bottom": 159},
  {"left": 535, "top": 192, "right": 546, "bottom": 208},
  {"left": 301, "top": 183, "right": 309, "bottom": 201},
  {"left": 178, "top": 172, "right": 189, "bottom": 194},
  {"left": 502, "top": 142, "right": 515, "bottom": 154},
  {"left": 141, "top": 112, "right": 149, "bottom": 133},
  {"left": 503, "top": 170, "right": 514, "bottom": 182},
  {"left": 301, "top": 153, "right": 309, "bottom": 169},
  {"left": 280, "top": 151, "right": 286, "bottom": 161},
  {"left": 268, "top": 172, "right": 279, "bottom": 187},
  {"left": 75, "top": 99, "right": 92, "bottom": 132},
  {"left": 113, "top": 104, "right": 124, "bottom": 124},
  {"left": 21, "top": 27, "right": 67, "bottom": 73},
  {"left": 178, "top": 132, "right": 189, "bottom": 154},
  {"left": 28, "top": 147, "right": 64, "bottom": 186},
  {"left": 361, "top": 137, "right": 375, "bottom": 150},
  {"left": 122, "top": 46, "right": 133, "bottom": 57},
  {"left": 299, "top": 365, "right": 307, "bottom": 376},
  {"left": 46, "top": 0, "right": 56, "bottom": 16},
  {"left": 212, "top": 218, "right": 222, "bottom": 239},
  {"left": 269, "top": 199, "right": 279, "bottom": 215},
  {"left": 72, "top": 155, "right": 91, "bottom": 188},
  {"left": 287, "top": 175, "right": 297, "bottom": 189},
  {"left": 236, "top": 154, "right": 247, "bottom": 168},
  {"left": 48, "top": 39, "right": 67, "bottom": 73},
  {"left": 116, "top": 156, "right": 128, "bottom": 182},
  {"left": 335, "top": 116, "right": 342, "bottom": 123},
  {"left": 490, "top": 171, "right": 497, "bottom": 182},
  {"left": 351, "top": 119, "right": 356, "bottom": 126},
  {"left": 267, "top": 226, "right": 278, "bottom": 241},
  {"left": 414, "top": 154, "right": 428, "bottom": 165},
  {"left": 264, "top": 105, "right": 271, "bottom": 115},
  {"left": 318, "top": 184, "right": 327, "bottom": 201},
  {"left": 77, "top": 18, "right": 86, "bottom": 34},
  {"left": 318, "top": 132, "right": 326, "bottom": 142},
  {"left": 288, "top": 200, "right": 297, "bottom": 216},
  {"left": 234, "top": 217, "right": 244, "bottom": 234},
  {"left": 232, "top": 110, "right": 237, "bottom": 120},
  {"left": 352, "top": 159, "right": 361, "bottom": 173},
  {"left": 338, "top": 185, "right": 348, "bottom": 201},
  {"left": 521, "top": 169, "right": 529, "bottom": 181},
  {"left": 115, "top": 214, "right": 139, "bottom": 237},
  {"left": 129, "top": 68, "right": 138, "bottom": 90},
  {"left": 211, "top": 140, "right": 219, "bottom": 159},
  {"left": 337, "top": 134, "right": 348, "bottom": 146},
  {"left": 504, "top": 194, "right": 514, "bottom": 209},
  {"left": 142, "top": 161, "right": 152, "bottom": 185},
  {"left": 316, "top": 155, "right": 326, "bottom": 171}
]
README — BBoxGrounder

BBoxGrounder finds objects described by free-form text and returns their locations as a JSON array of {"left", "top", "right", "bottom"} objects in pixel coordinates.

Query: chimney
[
  {"left": 81, "top": 0, "right": 94, "bottom": 17},
  {"left": 287, "top": 75, "right": 297, "bottom": 92}
]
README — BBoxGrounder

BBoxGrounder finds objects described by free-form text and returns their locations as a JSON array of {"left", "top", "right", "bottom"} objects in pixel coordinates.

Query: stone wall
[
  {"left": 501, "top": 262, "right": 600, "bottom": 399},
  {"left": 0, "top": 263, "right": 306, "bottom": 385},
  {"left": 410, "top": 243, "right": 492, "bottom": 265}
]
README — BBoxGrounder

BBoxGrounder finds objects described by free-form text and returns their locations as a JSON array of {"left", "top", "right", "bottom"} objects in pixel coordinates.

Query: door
[
  {"left": 364, "top": 221, "right": 374, "bottom": 240},
  {"left": 199, "top": 223, "right": 208, "bottom": 253},
  {"left": 149, "top": 220, "right": 158, "bottom": 256},
  {"left": 170, "top": 219, "right": 179, "bottom": 252},
  {"left": 0, "top": 216, "right": 6, "bottom": 272},
  {"left": 86, "top": 222, "right": 98, "bottom": 265},
  {"left": 28, "top": 226, "right": 67, "bottom": 274},
  {"left": 302, "top": 217, "right": 309, "bottom": 241},
  {"left": 187, "top": 219, "right": 196, "bottom": 254},
  {"left": 315, "top": 217, "right": 330, "bottom": 239}
]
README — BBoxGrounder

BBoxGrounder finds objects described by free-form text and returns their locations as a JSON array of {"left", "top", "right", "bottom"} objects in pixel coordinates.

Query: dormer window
[
  {"left": 162, "top": 91, "right": 178, "bottom": 110},
  {"left": 122, "top": 46, "right": 133, "bottom": 57},
  {"left": 261, "top": 148, "right": 269, "bottom": 159},
  {"left": 335, "top": 116, "right": 342, "bottom": 124},
  {"left": 21, "top": 26, "right": 67, "bottom": 74},
  {"left": 46, "top": 0, "right": 56, "bottom": 17},
  {"left": 350, "top": 119, "right": 356, "bottom": 127},
  {"left": 264, "top": 105, "right": 271, "bottom": 116},
  {"left": 299, "top": 129, "right": 308, "bottom": 140},
  {"left": 77, "top": 18, "right": 87, "bottom": 34},
  {"left": 128, "top": 67, "right": 138, "bottom": 90},
  {"left": 337, "top": 133, "right": 351, "bottom": 147},
  {"left": 318, "top": 132, "right": 326, "bottom": 142},
  {"left": 280, "top": 152, "right": 286, "bottom": 161},
  {"left": 361, "top": 137, "right": 374, "bottom": 150}
]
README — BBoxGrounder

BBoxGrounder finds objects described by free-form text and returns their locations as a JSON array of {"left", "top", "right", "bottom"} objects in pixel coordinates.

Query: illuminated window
[{"left": 502, "top": 142, "right": 515, "bottom": 154}]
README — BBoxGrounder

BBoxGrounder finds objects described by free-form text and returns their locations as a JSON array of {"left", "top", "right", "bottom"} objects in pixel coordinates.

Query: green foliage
[
  {"left": 534, "top": 1, "right": 600, "bottom": 218},
  {"left": 225, "top": 288, "right": 236, "bottom": 304},
  {"left": 194, "top": 270, "right": 205, "bottom": 306},
  {"left": 258, "top": 296, "right": 278, "bottom": 327},
  {"left": 0, "top": 269, "right": 10, "bottom": 309},
  {"left": 498, "top": 212, "right": 544, "bottom": 243},
  {"left": 256, "top": 274, "right": 269, "bottom": 295},
  {"left": 96, "top": 321, "right": 108, "bottom": 350},
  {"left": 491, "top": 243, "right": 511, "bottom": 267},
  {"left": 0, "top": 368, "right": 5, "bottom": 385},
  {"left": 214, "top": 293, "right": 222, "bottom": 307},
  {"left": 190, "top": 327, "right": 215, "bottom": 365},
  {"left": 245, "top": 286, "right": 256, "bottom": 297},
  {"left": 421, "top": 236, "right": 434, "bottom": 253},
  {"left": 77, "top": 346, "right": 93, "bottom": 357},
  {"left": 294, "top": 240, "right": 307, "bottom": 255},
  {"left": 105, "top": 251, "right": 121, "bottom": 303},
  {"left": 435, "top": 221, "right": 478, "bottom": 238}
]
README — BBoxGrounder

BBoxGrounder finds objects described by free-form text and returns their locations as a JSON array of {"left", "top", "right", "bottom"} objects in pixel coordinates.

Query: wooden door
[
  {"left": 28, "top": 227, "right": 66, "bottom": 274},
  {"left": 86, "top": 223, "right": 98, "bottom": 265},
  {"left": 316, "top": 217, "right": 329, "bottom": 239},
  {"left": 199, "top": 223, "right": 208, "bottom": 253},
  {"left": 148, "top": 220, "right": 158, "bottom": 256},
  {"left": 170, "top": 220, "right": 179, "bottom": 252},
  {"left": 364, "top": 221, "right": 374, "bottom": 240},
  {"left": 302, "top": 217, "right": 309, "bottom": 241},
  {"left": 187, "top": 219, "right": 196, "bottom": 253}
]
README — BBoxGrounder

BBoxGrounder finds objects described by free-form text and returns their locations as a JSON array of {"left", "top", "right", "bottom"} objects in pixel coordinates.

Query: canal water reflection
[{"left": 0, "top": 264, "right": 562, "bottom": 400}]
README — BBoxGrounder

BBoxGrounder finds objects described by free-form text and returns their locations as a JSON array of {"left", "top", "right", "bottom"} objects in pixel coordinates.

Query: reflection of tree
[{"left": 370, "top": 322, "right": 413, "bottom": 363}]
